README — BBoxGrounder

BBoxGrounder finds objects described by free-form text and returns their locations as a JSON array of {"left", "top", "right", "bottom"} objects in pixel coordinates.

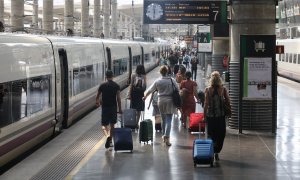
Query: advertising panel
[
  {"left": 197, "top": 25, "right": 211, "bottom": 52},
  {"left": 243, "top": 58, "right": 272, "bottom": 99}
]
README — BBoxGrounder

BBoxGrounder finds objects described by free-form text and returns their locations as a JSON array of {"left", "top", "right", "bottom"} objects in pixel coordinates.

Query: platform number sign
[{"left": 143, "top": 0, "right": 227, "bottom": 24}]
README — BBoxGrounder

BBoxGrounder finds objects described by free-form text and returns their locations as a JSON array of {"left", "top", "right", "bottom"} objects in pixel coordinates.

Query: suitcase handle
[{"left": 191, "top": 118, "right": 208, "bottom": 139}]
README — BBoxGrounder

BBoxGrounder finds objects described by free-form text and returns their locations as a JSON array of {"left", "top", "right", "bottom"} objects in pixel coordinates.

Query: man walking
[{"left": 96, "top": 70, "right": 122, "bottom": 149}]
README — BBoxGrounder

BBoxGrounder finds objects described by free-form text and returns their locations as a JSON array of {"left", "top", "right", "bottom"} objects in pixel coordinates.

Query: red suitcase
[{"left": 189, "top": 113, "right": 205, "bottom": 132}]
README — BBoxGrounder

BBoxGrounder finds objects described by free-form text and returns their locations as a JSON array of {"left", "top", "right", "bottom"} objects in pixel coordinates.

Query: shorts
[{"left": 101, "top": 106, "right": 117, "bottom": 126}]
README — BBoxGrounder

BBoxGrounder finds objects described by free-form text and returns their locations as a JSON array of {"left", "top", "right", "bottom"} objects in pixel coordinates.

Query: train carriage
[
  {"left": 0, "top": 33, "right": 168, "bottom": 169},
  {"left": 276, "top": 39, "right": 300, "bottom": 82}
]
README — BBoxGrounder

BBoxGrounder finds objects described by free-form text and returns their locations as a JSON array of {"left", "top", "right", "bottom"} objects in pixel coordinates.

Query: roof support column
[
  {"left": 93, "top": 0, "right": 101, "bottom": 37},
  {"left": 111, "top": 0, "right": 117, "bottom": 39},
  {"left": 11, "top": 0, "right": 24, "bottom": 32},
  {"left": 228, "top": 0, "right": 276, "bottom": 130},
  {"left": 0, "top": 0, "right": 4, "bottom": 23},
  {"left": 103, "top": 0, "right": 110, "bottom": 38},
  {"left": 81, "top": 0, "right": 89, "bottom": 37},
  {"left": 43, "top": 0, "right": 53, "bottom": 34},
  {"left": 65, "top": 0, "right": 74, "bottom": 34},
  {"left": 32, "top": 0, "right": 38, "bottom": 32}
]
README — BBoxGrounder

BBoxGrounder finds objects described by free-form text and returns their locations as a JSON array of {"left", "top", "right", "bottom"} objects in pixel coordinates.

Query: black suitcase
[
  {"left": 123, "top": 99, "right": 137, "bottom": 129},
  {"left": 113, "top": 128, "right": 133, "bottom": 152},
  {"left": 139, "top": 113, "right": 153, "bottom": 144}
]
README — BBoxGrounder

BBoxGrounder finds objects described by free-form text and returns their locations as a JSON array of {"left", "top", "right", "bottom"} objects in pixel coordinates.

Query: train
[
  {"left": 0, "top": 33, "right": 170, "bottom": 169},
  {"left": 276, "top": 39, "right": 300, "bottom": 82}
]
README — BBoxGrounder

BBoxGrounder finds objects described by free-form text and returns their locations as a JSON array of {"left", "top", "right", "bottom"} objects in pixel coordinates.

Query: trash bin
[{"left": 223, "top": 71, "right": 229, "bottom": 82}]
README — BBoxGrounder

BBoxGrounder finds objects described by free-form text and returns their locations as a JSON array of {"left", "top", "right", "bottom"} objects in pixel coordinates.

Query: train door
[
  {"left": 141, "top": 46, "right": 144, "bottom": 65},
  {"left": 58, "top": 49, "right": 69, "bottom": 128},
  {"left": 106, "top": 47, "right": 112, "bottom": 70},
  {"left": 128, "top": 47, "right": 132, "bottom": 84}
]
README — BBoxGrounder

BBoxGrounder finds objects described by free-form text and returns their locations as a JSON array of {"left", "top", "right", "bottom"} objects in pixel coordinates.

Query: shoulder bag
[{"left": 170, "top": 79, "right": 182, "bottom": 108}]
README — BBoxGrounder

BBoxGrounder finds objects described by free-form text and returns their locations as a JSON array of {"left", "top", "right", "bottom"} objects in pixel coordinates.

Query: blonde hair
[{"left": 209, "top": 71, "right": 222, "bottom": 87}]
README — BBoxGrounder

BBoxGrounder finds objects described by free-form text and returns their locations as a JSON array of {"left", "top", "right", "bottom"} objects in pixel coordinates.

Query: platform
[{"left": 1, "top": 66, "right": 300, "bottom": 180}]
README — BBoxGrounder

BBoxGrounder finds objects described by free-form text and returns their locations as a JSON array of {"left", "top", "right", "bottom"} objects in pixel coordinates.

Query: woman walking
[
  {"left": 127, "top": 65, "right": 147, "bottom": 129},
  {"left": 203, "top": 71, "right": 231, "bottom": 161},
  {"left": 143, "top": 65, "right": 179, "bottom": 146},
  {"left": 180, "top": 71, "right": 200, "bottom": 127}
]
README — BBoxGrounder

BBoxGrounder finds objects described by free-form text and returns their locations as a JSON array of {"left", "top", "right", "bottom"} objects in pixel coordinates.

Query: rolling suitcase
[
  {"left": 189, "top": 113, "right": 205, "bottom": 132},
  {"left": 123, "top": 99, "right": 137, "bottom": 129},
  {"left": 192, "top": 121, "right": 214, "bottom": 167},
  {"left": 113, "top": 128, "right": 133, "bottom": 152},
  {"left": 139, "top": 112, "right": 153, "bottom": 144}
]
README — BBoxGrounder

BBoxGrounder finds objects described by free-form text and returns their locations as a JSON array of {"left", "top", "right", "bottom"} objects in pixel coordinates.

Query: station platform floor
[{"left": 1, "top": 66, "right": 300, "bottom": 180}]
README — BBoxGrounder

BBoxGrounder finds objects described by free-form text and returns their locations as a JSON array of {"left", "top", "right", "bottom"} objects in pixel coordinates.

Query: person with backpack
[
  {"left": 203, "top": 71, "right": 231, "bottom": 161},
  {"left": 160, "top": 53, "right": 167, "bottom": 66},
  {"left": 127, "top": 65, "right": 147, "bottom": 129},
  {"left": 183, "top": 53, "right": 191, "bottom": 70},
  {"left": 168, "top": 51, "right": 178, "bottom": 75}
]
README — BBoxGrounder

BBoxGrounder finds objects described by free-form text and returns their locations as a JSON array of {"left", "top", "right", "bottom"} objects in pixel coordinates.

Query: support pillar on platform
[
  {"left": 11, "top": 0, "right": 24, "bottom": 32},
  {"left": 81, "top": 0, "right": 89, "bottom": 37},
  {"left": 103, "top": 0, "right": 110, "bottom": 38},
  {"left": 111, "top": 0, "right": 117, "bottom": 39},
  {"left": 65, "top": 0, "right": 74, "bottom": 35},
  {"left": 228, "top": 0, "right": 276, "bottom": 132},
  {"left": 43, "top": 0, "right": 53, "bottom": 34}
]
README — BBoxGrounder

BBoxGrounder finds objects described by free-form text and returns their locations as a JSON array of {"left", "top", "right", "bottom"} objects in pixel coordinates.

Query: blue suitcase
[
  {"left": 113, "top": 128, "right": 133, "bottom": 152},
  {"left": 192, "top": 121, "right": 214, "bottom": 167}
]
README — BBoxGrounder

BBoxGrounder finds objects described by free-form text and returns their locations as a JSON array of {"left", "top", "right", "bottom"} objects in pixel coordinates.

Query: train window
[
  {"left": 73, "top": 64, "right": 100, "bottom": 96},
  {"left": 145, "top": 54, "right": 150, "bottom": 63},
  {"left": 0, "top": 75, "right": 52, "bottom": 128},
  {"left": 133, "top": 55, "right": 141, "bottom": 66},
  {"left": 281, "top": 54, "right": 285, "bottom": 61},
  {"left": 285, "top": 53, "right": 288, "bottom": 62},
  {"left": 298, "top": 54, "right": 300, "bottom": 64},
  {"left": 289, "top": 54, "right": 293, "bottom": 63},
  {"left": 293, "top": 54, "right": 297, "bottom": 64},
  {"left": 112, "top": 58, "right": 128, "bottom": 77}
]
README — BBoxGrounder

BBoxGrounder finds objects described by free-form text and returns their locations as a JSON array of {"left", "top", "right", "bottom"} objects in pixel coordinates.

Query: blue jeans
[{"left": 161, "top": 114, "right": 173, "bottom": 137}]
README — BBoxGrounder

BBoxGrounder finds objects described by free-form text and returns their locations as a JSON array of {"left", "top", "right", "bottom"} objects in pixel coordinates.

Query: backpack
[
  {"left": 208, "top": 87, "right": 224, "bottom": 117},
  {"left": 133, "top": 75, "right": 146, "bottom": 91},
  {"left": 184, "top": 56, "right": 190, "bottom": 63}
]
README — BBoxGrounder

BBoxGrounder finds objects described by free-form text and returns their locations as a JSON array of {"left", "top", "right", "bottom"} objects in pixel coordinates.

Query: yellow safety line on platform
[{"left": 65, "top": 137, "right": 106, "bottom": 180}]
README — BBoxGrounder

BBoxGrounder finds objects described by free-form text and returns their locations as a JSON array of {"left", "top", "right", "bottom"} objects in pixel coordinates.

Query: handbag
[
  {"left": 223, "top": 88, "right": 231, "bottom": 117},
  {"left": 224, "top": 101, "right": 231, "bottom": 117},
  {"left": 170, "top": 79, "right": 182, "bottom": 108}
]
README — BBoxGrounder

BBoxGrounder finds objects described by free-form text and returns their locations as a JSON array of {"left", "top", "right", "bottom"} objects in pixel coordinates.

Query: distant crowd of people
[{"left": 96, "top": 49, "right": 231, "bottom": 160}]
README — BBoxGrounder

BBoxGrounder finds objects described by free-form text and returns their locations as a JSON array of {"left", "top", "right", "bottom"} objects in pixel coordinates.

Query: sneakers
[{"left": 105, "top": 137, "right": 112, "bottom": 149}]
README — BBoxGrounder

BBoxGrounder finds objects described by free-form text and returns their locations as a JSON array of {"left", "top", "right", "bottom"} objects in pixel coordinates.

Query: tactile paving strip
[{"left": 30, "top": 124, "right": 103, "bottom": 180}]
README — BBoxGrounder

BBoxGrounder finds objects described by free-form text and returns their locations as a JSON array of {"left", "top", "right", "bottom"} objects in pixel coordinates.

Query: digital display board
[{"left": 143, "top": 0, "right": 227, "bottom": 24}]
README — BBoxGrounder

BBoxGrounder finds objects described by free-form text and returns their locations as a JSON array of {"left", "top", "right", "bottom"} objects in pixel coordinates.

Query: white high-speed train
[
  {"left": 276, "top": 39, "right": 300, "bottom": 82},
  {"left": 0, "top": 33, "right": 170, "bottom": 169}
]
